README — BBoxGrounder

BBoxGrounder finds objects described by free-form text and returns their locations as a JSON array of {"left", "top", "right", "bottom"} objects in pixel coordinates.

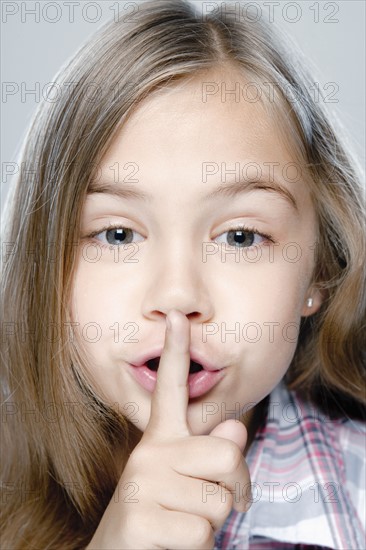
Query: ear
[{"left": 301, "top": 286, "right": 324, "bottom": 317}]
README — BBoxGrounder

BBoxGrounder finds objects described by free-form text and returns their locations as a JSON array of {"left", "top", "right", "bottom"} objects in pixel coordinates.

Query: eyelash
[{"left": 84, "top": 223, "right": 275, "bottom": 249}]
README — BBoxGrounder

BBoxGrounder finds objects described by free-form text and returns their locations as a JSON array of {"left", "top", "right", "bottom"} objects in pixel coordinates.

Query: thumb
[{"left": 209, "top": 419, "right": 247, "bottom": 453}]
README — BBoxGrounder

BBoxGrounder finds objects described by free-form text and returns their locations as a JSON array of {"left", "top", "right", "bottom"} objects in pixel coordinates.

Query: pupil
[
  {"left": 228, "top": 230, "right": 254, "bottom": 247},
  {"left": 106, "top": 228, "right": 131, "bottom": 245}
]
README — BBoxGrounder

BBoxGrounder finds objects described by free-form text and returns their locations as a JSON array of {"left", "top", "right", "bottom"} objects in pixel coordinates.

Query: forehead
[
  {"left": 95, "top": 67, "right": 311, "bottom": 211},
  {"left": 101, "top": 67, "right": 298, "bottom": 165}
]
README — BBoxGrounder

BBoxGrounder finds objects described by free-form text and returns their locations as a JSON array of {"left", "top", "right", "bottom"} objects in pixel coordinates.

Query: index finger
[{"left": 145, "top": 309, "right": 191, "bottom": 438}]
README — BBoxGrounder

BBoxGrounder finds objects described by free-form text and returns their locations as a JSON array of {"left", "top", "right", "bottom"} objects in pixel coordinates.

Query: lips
[{"left": 127, "top": 347, "right": 226, "bottom": 398}]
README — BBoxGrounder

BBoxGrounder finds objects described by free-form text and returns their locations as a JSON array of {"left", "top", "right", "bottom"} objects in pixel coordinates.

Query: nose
[{"left": 141, "top": 246, "right": 213, "bottom": 324}]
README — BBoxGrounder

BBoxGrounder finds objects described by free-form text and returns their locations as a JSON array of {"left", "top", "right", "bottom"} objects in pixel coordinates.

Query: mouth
[
  {"left": 146, "top": 357, "right": 204, "bottom": 374},
  {"left": 128, "top": 354, "right": 225, "bottom": 399}
]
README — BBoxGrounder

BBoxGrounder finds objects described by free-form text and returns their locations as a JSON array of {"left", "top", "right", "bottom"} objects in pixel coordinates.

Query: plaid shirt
[{"left": 214, "top": 380, "right": 366, "bottom": 550}]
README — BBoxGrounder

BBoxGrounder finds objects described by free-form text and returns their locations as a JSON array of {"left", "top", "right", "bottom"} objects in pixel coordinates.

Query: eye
[
  {"left": 86, "top": 224, "right": 144, "bottom": 248},
  {"left": 84, "top": 223, "right": 273, "bottom": 249},
  {"left": 215, "top": 225, "right": 273, "bottom": 248}
]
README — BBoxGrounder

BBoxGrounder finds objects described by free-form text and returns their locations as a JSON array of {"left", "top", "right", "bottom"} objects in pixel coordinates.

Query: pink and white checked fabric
[{"left": 214, "top": 380, "right": 366, "bottom": 549}]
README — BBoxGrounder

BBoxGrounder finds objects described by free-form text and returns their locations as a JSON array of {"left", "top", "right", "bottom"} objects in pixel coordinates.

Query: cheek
[
  {"left": 249, "top": 273, "right": 306, "bottom": 367},
  {"left": 70, "top": 256, "right": 130, "bottom": 330},
  {"left": 215, "top": 256, "right": 308, "bottom": 327},
  {"left": 210, "top": 260, "right": 307, "bottom": 392},
  {"left": 69, "top": 259, "right": 120, "bottom": 369}
]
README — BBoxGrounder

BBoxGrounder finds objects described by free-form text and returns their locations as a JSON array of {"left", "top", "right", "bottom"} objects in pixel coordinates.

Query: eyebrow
[
  {"left": 87, "top": 178, "right": 298, "bottom": 211},
  {"left": 87, "top": 180, "right": 152, "bottom": 201},
  {"left": 203, "top": 179, "right": 298, "bottom": 211}
]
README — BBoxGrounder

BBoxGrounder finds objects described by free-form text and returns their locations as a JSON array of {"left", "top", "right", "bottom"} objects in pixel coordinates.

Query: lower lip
[{"left": 128, "top": 364, "right": 225, "bottom": 399}]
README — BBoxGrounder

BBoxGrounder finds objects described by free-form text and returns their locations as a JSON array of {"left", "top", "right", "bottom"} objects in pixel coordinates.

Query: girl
[{"left": 1, "top": 1, "right": 365, "bottom": 548}]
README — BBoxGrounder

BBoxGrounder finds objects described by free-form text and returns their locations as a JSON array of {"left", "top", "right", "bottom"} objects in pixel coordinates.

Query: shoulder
[
  {"left": 215, "top": 382, "right": 365, "bottom": 549},
  {"left": 275, "top": 383, "right": 366, "bottom": 546}
]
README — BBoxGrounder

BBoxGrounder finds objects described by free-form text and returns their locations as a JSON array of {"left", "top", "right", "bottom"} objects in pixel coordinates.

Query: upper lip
[{"left": 129, "top": 346, "right": 224, "bottom": 372}]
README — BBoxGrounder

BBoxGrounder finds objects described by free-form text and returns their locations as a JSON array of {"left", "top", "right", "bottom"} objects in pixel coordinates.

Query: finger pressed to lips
[
  {"left": 146, "top": 309, "right": 192, "bottom": 437},
  {"left": 142, "top": 308, "right": 251, "bottom": 533}
]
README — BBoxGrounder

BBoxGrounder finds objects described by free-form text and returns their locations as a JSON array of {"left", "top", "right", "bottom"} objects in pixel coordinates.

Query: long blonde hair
[{"left": 1, "top": 1, "right": 365, "bottom": 547}]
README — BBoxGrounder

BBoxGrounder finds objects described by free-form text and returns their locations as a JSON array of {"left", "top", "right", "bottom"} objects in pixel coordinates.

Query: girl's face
[{"left": 70, "top": 70, "right": 322, "bottom": 435}]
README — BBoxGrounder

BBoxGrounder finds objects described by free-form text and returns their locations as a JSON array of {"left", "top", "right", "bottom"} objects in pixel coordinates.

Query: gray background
[{"left": 1, "top": 0, "right": 365, "bottom": 215}]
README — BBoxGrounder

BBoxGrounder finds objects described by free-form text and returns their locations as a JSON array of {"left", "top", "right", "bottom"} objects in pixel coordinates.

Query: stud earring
[{"left": 306, "top": 297, "right": 313, "bottom": 308}]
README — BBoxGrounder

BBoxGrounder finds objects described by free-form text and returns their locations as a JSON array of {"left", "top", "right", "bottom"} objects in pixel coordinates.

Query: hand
[{"left": 87, "top": 309, "right": 252, "bottom": 550}]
